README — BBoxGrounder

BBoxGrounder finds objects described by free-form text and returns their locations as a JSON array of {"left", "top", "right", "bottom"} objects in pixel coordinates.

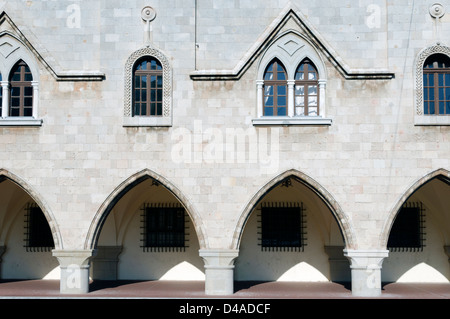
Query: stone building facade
[{"left": 0, "top": 0, "right": 449, "bottom": 297}]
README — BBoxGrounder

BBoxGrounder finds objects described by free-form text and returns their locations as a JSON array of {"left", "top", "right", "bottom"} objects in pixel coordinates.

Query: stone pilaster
[
  {"left": 324, "top": 245, "right": 351, "bottom": 282},
  {"left": 199, "top": 249, "right": 239, "bottom": 296},
  {"left": 0, "top": 246, "right": 5, "bottom": 279},
  {"left": 92, "top": 246, "right": 122, "bottom": 280},
  {"left": 52, "top": 249, "right": 96, "bottom": 294},
  {"left": 344, "top": 249, "right": 389, "bottom": 297}
]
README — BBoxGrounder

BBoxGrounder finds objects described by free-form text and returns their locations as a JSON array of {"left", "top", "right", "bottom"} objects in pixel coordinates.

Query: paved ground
[{"left": 0, "top": 279, "right": 448, "bottom": 299}]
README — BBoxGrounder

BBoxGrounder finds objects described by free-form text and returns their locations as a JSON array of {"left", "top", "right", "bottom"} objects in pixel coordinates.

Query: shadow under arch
[
  {"left": 232, "top": 169, "right": 356, "bottom": 250},
  {"left": 0, "top": 168, "right": 62, "bottom": 249},
  {"left": 380, "top": 168, "right": 450, "bottom": 248},
  {"left": 85, "top": 168, "right": 207, "bottom": 250}
]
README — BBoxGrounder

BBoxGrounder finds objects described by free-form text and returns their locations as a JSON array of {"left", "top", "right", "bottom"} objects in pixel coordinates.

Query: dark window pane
[
  {"left": 24, "top": 107, "right": 32, "bottom": 117},
  {"left": 11, "top": 97, "right": 20, "bottom": 107},
  {"left": 277, "top": 96, "right": 286, "bottom": 106},
  {"left": 264, "top": 96, "right": 273, "bottom": 106},
  {"left": 135, "top": 76, "right": 141, "bottom": 88},
  {"left": 278, "top": 85, "right": 286, "bottom": 95},
  {"left": 11, "top": 87, "right": 20, "bottom": 96},
  {"left": 277, "top": 106, "right": 286, "bottom": 116},
  {"left": 264, "top": 107, "right": 273, "bottom": 116},
  {"left": 24, "top": 97, "right": 33, "bottom": 107},
  {"left": 150, "top": 103, "right": 155, "bottom": 115},
  {"left": 157, "top": 103, "right": 162, "bottom": 115},
  {"left": 10, "top": 108, "right": 19, "bottom": 116},
  {"left": 24, "top": 87, "right": 33, "bottom": 96},
  {"left": 24, "top": 73, "right": 33, "bottom": 81}
]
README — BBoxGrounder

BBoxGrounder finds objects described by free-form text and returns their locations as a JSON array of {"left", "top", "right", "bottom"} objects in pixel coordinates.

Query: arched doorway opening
[
  {"left": 0, "top": 170, "right": 60, "bottom": 280},
  {"left": 87, "top": 170, "right": 205, "bottom": 285},
  {"left": 382, "top": 170, "right": 450, "bottom": 283},
  {"left": 234, "top": 170, "right": 354, "bottom": 288}
]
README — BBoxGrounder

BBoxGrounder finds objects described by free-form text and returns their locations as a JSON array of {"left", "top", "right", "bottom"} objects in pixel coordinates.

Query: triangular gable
[
  {"left": 0, "top": 11, "right": 104, "bottom": 81},
  {"left": 190, "top": 2, "right": 394, "bottom": 81}
]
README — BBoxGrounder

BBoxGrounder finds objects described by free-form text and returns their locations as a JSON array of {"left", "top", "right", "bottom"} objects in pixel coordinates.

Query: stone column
[
  {"left": 287, "top": 80, "right": 295, "bottom": 117},
  {"left": 1, "top": 81, "right": 9, "bottom": 118},
  {"left": 199, "top": 249, "right": 239, "bottom": 296},
  {"left": 52, "top": 249, "right": 96, "bottom": 294},
  {"left": 318, "top": 79, "right": 326, "bottom": 117},
  {"left": 343, "top": 249, "right": 389, "bottom": 297},
  {"left": 256, "top": 80, "right": 264, "bottom": 118},
  {"left": 31, "top": 81, "right": 39, "bottom": 119},
  {"left": 92, "top": 246, "right": 122, "bottom": 280}
]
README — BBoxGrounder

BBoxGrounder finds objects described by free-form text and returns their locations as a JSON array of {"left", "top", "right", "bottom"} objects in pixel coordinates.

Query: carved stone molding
[
  {"left": 123, "top": 46, "right": 172, "bottom": 119},
  {"left": 415, "top": 43, "right": 450, "bottom": 115}
]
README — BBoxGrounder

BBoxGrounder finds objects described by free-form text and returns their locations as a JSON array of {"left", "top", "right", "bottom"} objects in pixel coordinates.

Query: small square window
[
  {"left": 142, "top": 204, "right": 187, "bottom": 252},
  {"left": 25, "top": 204, "right": 54, "bottom": 252},
  {"left": 387, "top": 203, "right": 425, "bottom": 252},
  {"left": 260, "top": 203, "right": 306, "bottom": 252}
]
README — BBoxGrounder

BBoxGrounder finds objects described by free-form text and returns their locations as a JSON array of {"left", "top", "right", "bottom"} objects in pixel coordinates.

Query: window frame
[
  {"left": 123, "top": 47, "right": 172, "bottom": 127},
  {"left": 9, "top": 60, "right": 33, "bottom": 117},
  {"left": 263, "top": 59, "right": 288, "bottom": 116},
  {"left": 415, "top": 45, "right": 450, "bottom": 126},
  {"left": 252, "top": 32, "right": 331, "bottom": 126},
  {"left": 294, "top": 59, "right": 320, "bottom": 117},
  {"left": 422, "top": 54, "right": 450, "bottom": 116}
]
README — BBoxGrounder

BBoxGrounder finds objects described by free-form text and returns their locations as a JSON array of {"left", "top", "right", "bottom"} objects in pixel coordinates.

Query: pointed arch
[
  {"left": 380, "top": 168, "right": 450, "bottom": 248},
  {"left": 232, "top": 169, "right": 356, "bottom": 250},
  {"left": 85, "top": 169, "right": 207, "bottom": 250},
  {"left": 0, "top": 168, "right": 62, "bottom": 249}
]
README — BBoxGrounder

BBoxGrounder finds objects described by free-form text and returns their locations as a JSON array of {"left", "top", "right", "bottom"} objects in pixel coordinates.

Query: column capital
[
  {"left": 343, "top": 249, "right": 389, "bottom": 269},
  {"left": 52, "top": 249, "right": 97, "bottom": 268},
  {"left": 199, "top": 249, "right": 239, "bottom": 268}
]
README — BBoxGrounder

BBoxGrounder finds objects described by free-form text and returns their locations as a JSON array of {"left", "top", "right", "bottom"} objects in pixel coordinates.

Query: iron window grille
[
  {"left": 141, "top": 203, "right": 189, "bottom": 252},
  {"left": 9, "top": 60, "right": 33, "bottom": 117},
  {"left": 387, "top": 202, "right": 426, "bottom": 252},
  {"left": 257, "top": 202, "right": 307, "bottom": 252},
  {"left": 423, "top": 54, "right": 450, "bottom": 115},
  {"left": 24, "top": 203, "right": 54, "bottom": 252}
]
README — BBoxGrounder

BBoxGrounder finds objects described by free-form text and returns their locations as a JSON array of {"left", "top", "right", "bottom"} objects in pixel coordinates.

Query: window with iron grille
[
  {"left": 423, "top": 54, "right": 450, "bottom": 115},
  {"left": 388, "top": 202, "right": 426, "bottom": 252},
  {"left": 9, "top": 60, "right": 33, "bottom": 117},
  {"left": 263, "top": 59, "right": 287, "bottom": 116},
  {"left": 141, "top": 203, "right": 188, "bottom": 252},
  {"left": 24, "top": 204, "right": 54, "bottom": 252},
  {"left": 258, "top": 202, "right": 307, "bottom": 252},
  {"left": 133, "top": 57, "right": 163, "bottom": 117}
]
